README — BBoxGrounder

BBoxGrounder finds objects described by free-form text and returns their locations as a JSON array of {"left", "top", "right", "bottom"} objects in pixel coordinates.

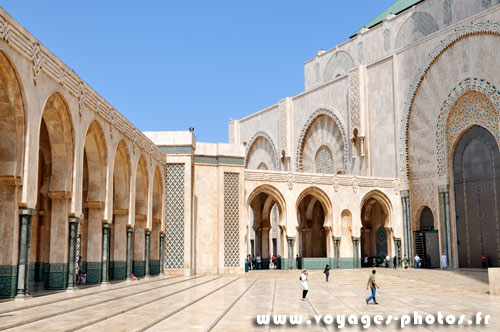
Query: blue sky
[{"left": 2, "top": 1, "right": 395, "bottom": 143}]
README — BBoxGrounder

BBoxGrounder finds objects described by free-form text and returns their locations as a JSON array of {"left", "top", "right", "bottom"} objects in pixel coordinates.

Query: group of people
[
  {"left": 363, "top": 255, "right": 401, "bottom": 268},
  {"left": 247, "top": 254, "right": 282, "bottom": 270},
  {"left": 299, "top": 267, "right": 380, "bottom": 305}
]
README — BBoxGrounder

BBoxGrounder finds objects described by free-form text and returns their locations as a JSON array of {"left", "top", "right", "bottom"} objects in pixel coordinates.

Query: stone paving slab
[
  {"left": 2, "top": 276, "right": 218, "bottom": 332},
  {"left": 0, "top": 269, "right": 498, "bottom": 332}
]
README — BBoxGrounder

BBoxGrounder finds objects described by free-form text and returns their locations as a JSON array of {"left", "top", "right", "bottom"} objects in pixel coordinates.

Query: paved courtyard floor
[{"left": 0, "top": 268, "right": 498, "bottom": 332}]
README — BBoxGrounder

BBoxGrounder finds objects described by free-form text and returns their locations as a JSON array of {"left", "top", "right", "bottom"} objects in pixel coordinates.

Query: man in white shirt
[
  {"left": 441, "top": 253, "right": 447, "bottom": 269},
  {"left": 414, "top": 255, "right": 420, "bottom": 269},
  {"left": 300, "top": 269, "right": 309, "bottom": 301}
]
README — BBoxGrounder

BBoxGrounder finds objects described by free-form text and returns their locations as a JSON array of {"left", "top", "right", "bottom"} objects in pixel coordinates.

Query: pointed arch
[
  {"left": 296, "top": 107, "right": 349, "bottom": 174},
  {"left": 323, "top": 50, "right": 355, "bottom": 82},
  {"left": 245, "top": 131, "right": 279, "bottom": 171},
  {"left": 395, "top": 12, "right": 439, "bottom": 49}
]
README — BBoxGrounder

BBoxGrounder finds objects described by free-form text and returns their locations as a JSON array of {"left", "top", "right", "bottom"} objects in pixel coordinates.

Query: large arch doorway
[
  {"left": 361, "top": 192, "right": 392, "bottom": 266},
  {"left": 414, "top": 206, "right": 439, "bottom": 268},
  {"left": 79, "top": 121, "right": 107, "bottom": 284},
  {"left": 31, "top": 92, "right": 74, "bottom": 290},
  {"left": 110, "top": 141, "right": 131, "bottom": 280},
  {"left": 453, "top": 125, "right": 500, "bottom": 268},
  {"left": 247, "top": 185, "right": 285, "bottom": 270},
  {"left": 0, "top": 51, "right": 25, "bottom": 297},
  {"left": 296, "top": 188, "right": 332, "bottom": 269}
]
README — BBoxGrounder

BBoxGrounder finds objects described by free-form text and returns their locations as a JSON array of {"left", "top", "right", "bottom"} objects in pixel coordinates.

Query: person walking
[
  {"left": 385, "top": 255, "right": 390, "bottom": 268},
  {"left": 365, "top": 270, "right": 379, "bottom": 304},
  {"left": 300, "top": 269, "right": 309, "bottom": 301},
  {"left": 363, "top": 255, "right": 368, "bottom": 267},
  {"left": 414, "top": 254, "right": 420, "bottom": 269},
  {"left": 256, "top": 255, "right": 262, "bottom": 270},
  {"left": 247, "top": 254, "right": 252, "bottom": 270},
  {"left": 323, "top": 264, "right": 331, "bottom": 282},
  {"left": 403, "top": 255, "right": 408, "bottom": 269},
  {"left": 252, "top": 255, "right": 256, "bottom": 270},
  {"left": 393, "top": 256, "right": 397, "bottom": 269},
  {"left": 441, "top": 253, "right": 447, "bottom": 269}
]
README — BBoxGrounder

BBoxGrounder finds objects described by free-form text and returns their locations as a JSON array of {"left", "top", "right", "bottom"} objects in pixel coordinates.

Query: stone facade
[{"left": 1, "top": 0, "right": 500, "bottom": 298}]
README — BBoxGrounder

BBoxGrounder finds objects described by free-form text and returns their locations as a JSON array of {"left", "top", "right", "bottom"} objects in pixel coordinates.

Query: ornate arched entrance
[{"left": 453, "top": 125, "right": 500, "bottom": 268}]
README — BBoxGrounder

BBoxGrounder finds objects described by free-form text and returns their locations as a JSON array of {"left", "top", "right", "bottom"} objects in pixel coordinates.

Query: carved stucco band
[
  {"left": 244, "top": 130, "right": 280, "bottom": 171},
  {"left": 435, "top": 77, "right": 500, "bottom": 176},
  {"left": 295, "top": 107, "right": 349, "bottom": 174},
  {"left": 399, "top": 21, "right": 500, "bottom": 181}
]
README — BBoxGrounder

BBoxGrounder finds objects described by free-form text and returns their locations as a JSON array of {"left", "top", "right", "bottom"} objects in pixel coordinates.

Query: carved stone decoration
[
  {"left": 315, "top": 145, "right": 334, "bottom": 174},
  {"left": 31, "top": 42, "right": 42, "bottom": 85},
  {"left": 0, "top": 20, "right": 10, "bottom": 41},
  {"left": 78, "top": 81, "right": 87, "bottom": 116},
  {"left": 383, "top": 29, "right": 391, "bottom": 52},
  {"left": 96, "top": 100, "right": 101, "bottom": 115},
  {"left": 444, "top": 0, "right": 452, "bottom": 26},
  {"left": 352, "top": 176, "right": 360, "bottom": 193},
  {"left": 395, "top": 12, "right": 439, "bottom": 49},
  {"left": 399, "top": 21, "right": 500, "bottom": 180},
  {"left": 245, "top": 131, "right": 280, "bottom": 171},
  {"left": 392, "top": 179, "right": 400, "bottom": 195},
  {"left": 58, "top": 69, "right": 65, "bottom": 86},
  {"left": 332, "top": 174, "right": 340, "bottom": 192},
  {"left": 296, "top": 107, "right": 349, "bottom": 174},
  {"left": 132, "top": 129, "right": 137, "bottom": 154},
  {"left": 349, "top": 68, "right": 360, "bottom": 135},
  {"left": 357, "top": 42, "right": 364, "bottom": 65},
  {"left": 323, "top": 51, "right": 355, "bottom": 82},
  {"left": 435, "top": 78, "right": 500, "bottom": 176},
  {"left": 263, "top": 173, "right": 270, "bottom": 181},
  {"left": 109, "top": 108, "right": 115, "bottom": 139},
  {"left": 287, "top": 173, "right": 295, "bottom": 190},
  {"left": 279, "top": 102, "right": 287, "bottom": 153}
]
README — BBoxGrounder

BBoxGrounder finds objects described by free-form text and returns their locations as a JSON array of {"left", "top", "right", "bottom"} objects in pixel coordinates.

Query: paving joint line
[
  {"left": 295, "top": 281, "right": 329, "bottom": 332},
  {"left": 204, "top": 278, "right": 258, "bottom": 332},
  {"left": 0, "top": 275, "right": 209, "bottom": 332},
  {"left": 267, "top": 280, "right": 277, "bottom": 332},
  {"left": 64, "top": 276, "right": 224, "bottom": 332},
  {"left": 0, "top": 275, "right": 181, "bottom": 315},
  {"left": 136, "top": 277, "right": 241, "bottom": 332}
]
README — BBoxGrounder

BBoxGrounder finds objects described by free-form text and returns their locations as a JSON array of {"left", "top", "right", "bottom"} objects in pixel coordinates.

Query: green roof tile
[{"left": 351, "top": 0, "right": 423, "bottom": 37}]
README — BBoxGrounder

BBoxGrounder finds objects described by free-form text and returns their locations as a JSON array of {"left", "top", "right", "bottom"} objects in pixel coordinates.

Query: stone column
[
  {"left": 334, "top": 237, "right": 341, "bottom": 269},
  {"left": 352, "top": 237, "right": 360, "bottom": 269},
  {"left": 394, "top": 238, "right": 402, "bottom": 267},
  {"left": 101, "top": 222, "right": 111, "bottom": 284},
  {"left": 126, "top": 226, "right": 134, "bottom": 280},
  {"left": 145, "top": 229, "right": 151, "bottom": 277},
  {"left": 401, "top": 190, "right": 412, "bottom": 260},
  {"left": 287, "top": 236, "right": 295, "bottom": 270},
  {"left": 159, "top": 232, "right": 165, "bottom": 275},
  {"left": 439, "top": 185, "right": 452, "bottom": 267},
  {"left": 16, "top": 208, "right": 35, "bottom": 298},
  {"left": 67, "top": 216, "right": 80, "bottom": 289}
]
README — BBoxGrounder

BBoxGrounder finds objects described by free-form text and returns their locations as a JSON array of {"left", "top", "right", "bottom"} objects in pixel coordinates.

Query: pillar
[
  {"left": 352, "top": 237, "right": 360, "bottom": 269},
  {"left": 145, "top": 229, "right": 151, "bottom": 277},
  {"left": 15, "top": 208, "right": 34, "bottom": 298},
  {"left": 126, "top": 226, "right": 134, "bottom": 280},
  {"left": 287, "top": 236, "right": 295, "bottom": 270},
  {"left": 67, "top": 216, "right": 80, "bottom": 289},
  {"left": 85, "top": 202, "right": 103, "bottom": 284},
  {"left": 101, "top": 222, "right": 111, "bottom": 284},
  {"left": 394, "top": 237, "right": 402, "bottom": 267},
  {"left": 159, "top": 232, "right": 165, "bottom": 275},
  {"left": 334, "top": 237, "right": 341, "bottom": 269},
  {"left": 401, "top": 190, "right": 412, "bottom": 260},
  {"left": 439, "top": 185, "right": 452, "bottom": 267}
]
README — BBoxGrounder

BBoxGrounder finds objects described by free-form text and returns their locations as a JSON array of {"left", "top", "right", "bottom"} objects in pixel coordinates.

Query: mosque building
[{"left": 1, "top": 0, "right": 499, "bottom": 298}]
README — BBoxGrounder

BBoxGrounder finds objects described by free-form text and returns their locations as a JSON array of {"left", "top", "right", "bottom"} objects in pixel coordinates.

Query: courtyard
[{"left": 0, "top": 269, "right": 497, "bottom": 332}]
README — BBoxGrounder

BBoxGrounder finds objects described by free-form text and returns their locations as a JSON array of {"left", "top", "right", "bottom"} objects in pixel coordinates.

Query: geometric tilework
[
  {"left": 383, "top": 29, "right": 391, "bottom": 52},
  {"left": 0, "top": 265, "right": 17, "bottom": 298},
  {"left": 435, "top": 78, "right": 500, "bottom": 176},
  {"left": 165, "top": 163, "right": 185, "bottom": 269},
  {"left": 349, "top": 68, "right": 360, "bottom": 133},
  {"left": 399, "top": 21, "right": 500, "bottom": 180},
  {"left": 357, "top": 42, "right": 364, "bottom": 65},
  {"left": 395, "top": 12, "right": 439, "bottom": 49},
  {"left": 315, "top": 145, "right": 334, "bottom": 174},
  {"left": 224, "top": 173, "right": 239, "bottom": 267},
  {"left": 323, "top": 51, "right": 355, "bottom": 82}
]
